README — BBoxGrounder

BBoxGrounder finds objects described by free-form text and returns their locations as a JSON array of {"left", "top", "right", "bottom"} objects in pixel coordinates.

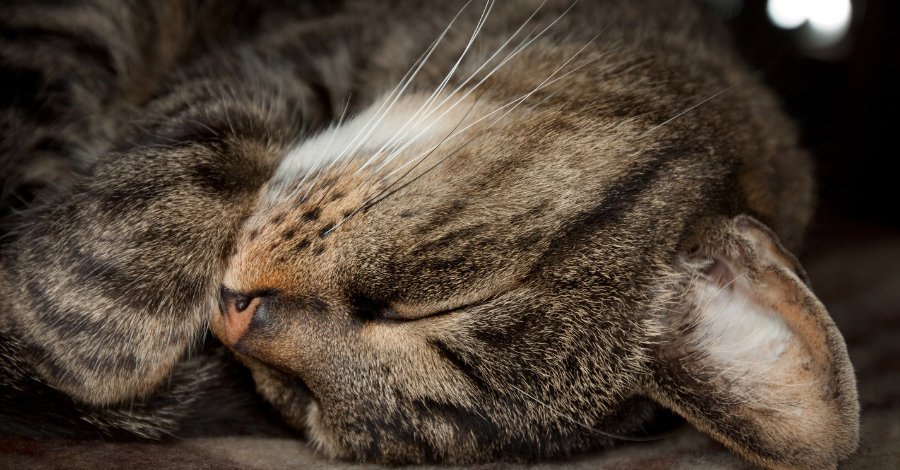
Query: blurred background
[{"left": 705, "top": 0, "right": 899, "bottom": 253}]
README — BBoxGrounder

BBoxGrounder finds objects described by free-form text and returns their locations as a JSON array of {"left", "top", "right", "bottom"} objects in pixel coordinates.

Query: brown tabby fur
[{"left": 0, "top": 1, "right": 858, "bottom": 470}]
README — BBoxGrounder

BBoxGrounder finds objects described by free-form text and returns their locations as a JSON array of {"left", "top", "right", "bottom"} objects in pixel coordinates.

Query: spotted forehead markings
[{"left": 273, "top": 93, "right": 479, "bottom": 186}]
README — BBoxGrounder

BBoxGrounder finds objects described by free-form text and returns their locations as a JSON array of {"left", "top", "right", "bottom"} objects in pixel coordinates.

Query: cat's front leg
[
  {"left": 0, "top": 0, "right": 288, "bottom": 218},
  {"left": 0, "top": 49, "right": 333, "bottom": 406}
]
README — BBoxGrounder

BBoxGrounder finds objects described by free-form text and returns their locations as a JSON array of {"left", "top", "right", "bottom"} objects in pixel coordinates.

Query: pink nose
[{"left": 221, "top": 293, "right": 261, "bottom": 346}]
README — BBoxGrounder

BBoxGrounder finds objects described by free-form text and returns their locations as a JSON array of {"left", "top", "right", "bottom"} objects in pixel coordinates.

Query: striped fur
[{"left": 0, "top": 1, "right": 857, "bottom": 470}]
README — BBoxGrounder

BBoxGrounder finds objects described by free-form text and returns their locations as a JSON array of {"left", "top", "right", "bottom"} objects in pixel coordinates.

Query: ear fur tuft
[{"left": 645, "top": 216, "right": 859, "bottom": 470}]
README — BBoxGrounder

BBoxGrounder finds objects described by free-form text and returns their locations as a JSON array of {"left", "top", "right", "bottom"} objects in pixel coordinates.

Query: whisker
[
  {"left": 314, "top": 3, "right": 623, "bottom": 239},
  {"left": 326, "top": 44, "right": 624, "bottom": 239},
  {"left": 327, "top": 0, "right": 478, "bottom": 168},
  {"left": 300, "top": 94, "right": 353, "bottom": 202},
  {"left": 359, "top": 89, "right": 487, "bottom": 217},
  {"left": 363, "top": 0, "right": 560, "bottom": 178},
  {"left": 379, "top": 43, "right": 620, "bottom": 181},
  {"left": 640, "top": 69, "right": 762, "bottom": 137},
  {"left": 527, "top": 85, "right": 565, "bottom": 111},
  {"left": 365, "top": 0, "right": 579, "bottom": 177},
  {"left": 299, "top": 0, "right": 480, "bottom": 206},
  {"left": 355, "top": 0, "right": 496, "bottom": 175},
  {"left": 372, "top": 30, "right": 620, "bottom": 188}
]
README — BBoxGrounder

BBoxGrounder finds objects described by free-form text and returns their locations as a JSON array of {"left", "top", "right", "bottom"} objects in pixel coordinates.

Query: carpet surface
[{"left": 3, "top": 217, "right": 898, "bottom": 470}]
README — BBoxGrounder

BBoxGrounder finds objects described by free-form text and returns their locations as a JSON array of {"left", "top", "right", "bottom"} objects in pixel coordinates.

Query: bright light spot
[
  {"left": 767, "top": 0, "right": 853, "bottom": 50},
  {"left": 808, "top": 0, "right": 853, "bottom": 33},
  {"left": 767, "top": 0, "right": 809, "bottom": 29},
  {"left": 767, "top": 0, "right": 852, "bottom": 32}
]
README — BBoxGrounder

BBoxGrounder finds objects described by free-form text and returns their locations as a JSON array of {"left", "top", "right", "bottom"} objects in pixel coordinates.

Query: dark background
[{"left": 717, "top": 0, "right": 899, "bottom": 252}]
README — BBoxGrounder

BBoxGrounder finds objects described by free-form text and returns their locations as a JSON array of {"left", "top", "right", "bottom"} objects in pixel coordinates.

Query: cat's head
[{"left": 208, "top": 85, "right": 858, "bottom": 470}]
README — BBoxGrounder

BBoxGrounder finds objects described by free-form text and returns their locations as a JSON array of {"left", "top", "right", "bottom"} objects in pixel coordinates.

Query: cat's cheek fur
[{"left": 646, "top": 216, "right": 859, "bottom": 470}]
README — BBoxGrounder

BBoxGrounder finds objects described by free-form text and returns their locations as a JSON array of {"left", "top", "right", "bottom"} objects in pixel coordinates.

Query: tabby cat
[{"left": 0, "top": 1, "right": 859, "bottom": 469}]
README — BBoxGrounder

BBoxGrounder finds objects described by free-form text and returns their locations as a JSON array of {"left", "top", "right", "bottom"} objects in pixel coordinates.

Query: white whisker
[
  {"left": 323, "top": 45, "right": 619, "bottom": 237},
  {"left": 298, "top": 95, "right": 352, "bottom": 201},
  {"left": 362, "top": 0, "right": 561, "bottom": 177},
  {"left": 278, "top": 0, "right": 479, "bottom": 203},
  {"left": 640, "top": 70, "right": 761, "bottom": 137},
  {"left": 374, "top": 34, "right": 620, "bottom": 186},
  {"left": 325, "top": 0, "right": 479, "bottom": 170},
  {"left": 355, "top": 0, "right": 497, "bottom": 175}
]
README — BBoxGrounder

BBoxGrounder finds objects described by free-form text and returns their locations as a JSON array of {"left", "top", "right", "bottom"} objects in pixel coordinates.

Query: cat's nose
[{"left": 219, "top": 288, "right": 266, "bottom": 346}]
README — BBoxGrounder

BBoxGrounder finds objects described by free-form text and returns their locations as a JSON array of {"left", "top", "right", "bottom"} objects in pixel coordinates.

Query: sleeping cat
[{"left": 0, "top": 1, "right": 858, "bottom": 469}]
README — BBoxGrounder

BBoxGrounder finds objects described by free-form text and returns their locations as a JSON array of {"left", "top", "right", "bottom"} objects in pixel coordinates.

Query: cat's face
[
  {"left": 209, "top": 89, "right": 858, "bottom": 469},
  {"left": 212, "top": 93, "right": 669, "bottom": 461}
]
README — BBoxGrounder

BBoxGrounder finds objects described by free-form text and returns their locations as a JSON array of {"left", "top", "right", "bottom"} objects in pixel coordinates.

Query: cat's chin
[
  {"left": 232, "top": 353, "right": 315, "bottom": 433},
  {"left": 228, "top": 355, "right": 350, "bottom": 459},
  {"left": 221, "top": 352, "right": 685, "bottom": 464}
]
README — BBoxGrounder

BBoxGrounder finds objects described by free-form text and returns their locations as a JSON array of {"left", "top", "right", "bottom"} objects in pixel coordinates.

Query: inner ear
[{"left": 645, "top": 216, "right": 859, "bottom": 470}]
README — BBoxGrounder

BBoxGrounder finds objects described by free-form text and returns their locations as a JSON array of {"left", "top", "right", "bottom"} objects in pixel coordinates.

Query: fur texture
[{"left": 0, "top": 1, "right": 857, "bottom": 469}]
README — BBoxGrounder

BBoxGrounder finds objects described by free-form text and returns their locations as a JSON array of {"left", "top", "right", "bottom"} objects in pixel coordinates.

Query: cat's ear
[{"left": 645, "top": 216, "right": 859, "bottom": 470}]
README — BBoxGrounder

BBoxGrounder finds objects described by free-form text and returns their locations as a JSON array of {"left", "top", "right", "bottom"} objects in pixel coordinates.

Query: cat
[{"left": 0, "top": 1, "right": 859, "bottom": 469}]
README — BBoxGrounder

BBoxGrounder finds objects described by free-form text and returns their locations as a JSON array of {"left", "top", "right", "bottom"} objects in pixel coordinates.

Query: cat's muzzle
[{"left": 219, "top": 287, "right": 275, "bottom": 346}]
